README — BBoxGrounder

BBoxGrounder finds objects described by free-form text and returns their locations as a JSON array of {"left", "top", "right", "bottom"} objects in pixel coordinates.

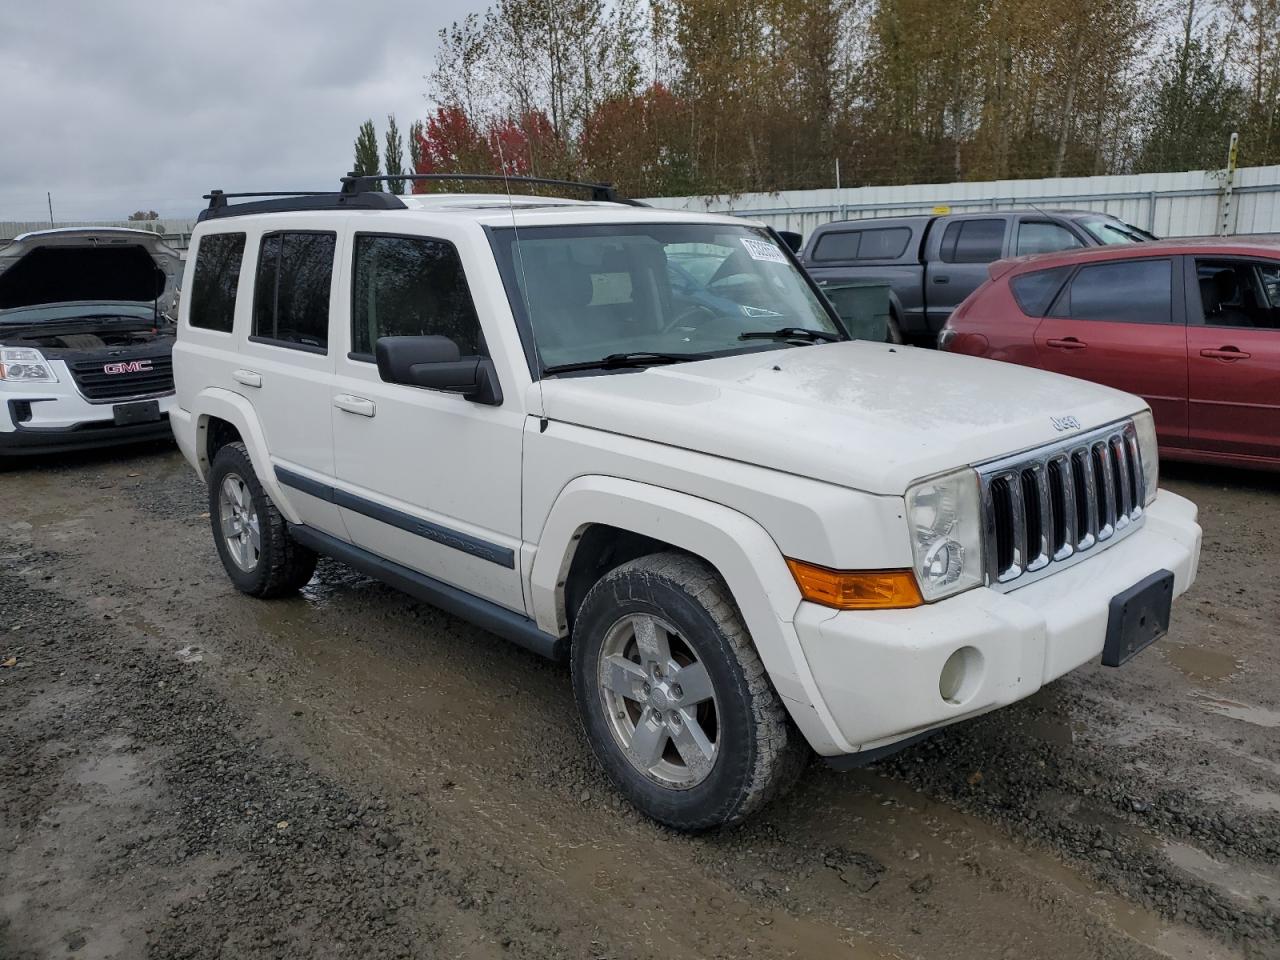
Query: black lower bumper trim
[
  {"left": 823, "top": 727, "right": 942, "bottom": 770},
  {"left": 0, "top": 416, "right": 173, "bottom": 455}
]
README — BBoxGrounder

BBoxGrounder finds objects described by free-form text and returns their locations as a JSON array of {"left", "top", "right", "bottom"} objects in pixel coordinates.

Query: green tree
[
  {"left": 353, "top": 119, "right": 382, "bottom": 185},
  {"left": 384, "top": 115, "right": 406, "bottom": 193},
  {"left": 409, "top": 119, "right": 426, "bottom": 175}
]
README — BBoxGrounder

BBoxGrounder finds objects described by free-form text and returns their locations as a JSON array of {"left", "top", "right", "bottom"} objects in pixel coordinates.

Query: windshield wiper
[
  {"left": 738, "top": 327, "right": 843, "bottom": 343},
  {"left": 541, "top": 351, "right": 711, "bottom": 375}
]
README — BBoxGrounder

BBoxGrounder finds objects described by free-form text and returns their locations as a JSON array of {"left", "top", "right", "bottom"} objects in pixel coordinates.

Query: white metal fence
[{"left": 642, "top": 165, "right": 1280, "bottom": 238}]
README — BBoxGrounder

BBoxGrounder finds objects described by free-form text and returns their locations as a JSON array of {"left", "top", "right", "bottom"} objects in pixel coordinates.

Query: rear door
[
  {"left": 925, "top": 217, "right": 1008, "bottom": 333},
  {"left": 1184, "top": 256, "right": 1280, "bottom": 463},
  {"left": 803, "top": 223, "right": 925, "bottom": 334},
  {"left": 235, "top": 226, "right": 347, "bottom": 537},
  {"left": 1032, "top": 256, "right": 1189, "bottom": 448}
]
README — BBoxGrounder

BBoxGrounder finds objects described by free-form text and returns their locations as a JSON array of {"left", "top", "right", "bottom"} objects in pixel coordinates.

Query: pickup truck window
[
  {"left": 251, "top": 231, "right": 336, "bottom": 352},
  {"left": 940, "top": 219, "right": 1005, "bottom": 264},
  {"left": 188, "top": 232, "right": 245, "bottom": 333},
  {"left": 812, "top": 227, "right": 911, "bottom": 262},
  {"left": 491, "top": 223, "right": 841, "bottom": 371},
  {"left": 1049, "top": 259, "right": 1173, "bottom": 324},
  {"left": 350, "top": 234, "right": 485, "bottom": 359},
  {"left": 1016, "top": 221, "right": 1082, "bottom": 256},
  {"left": 1010, "top": 266, "right": 1072, "bottom": 316}
]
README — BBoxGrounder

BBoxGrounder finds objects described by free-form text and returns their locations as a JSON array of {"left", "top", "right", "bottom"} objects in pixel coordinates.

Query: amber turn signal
[{"left": 786, "top": 559, "right": 924, "bottom": 610}]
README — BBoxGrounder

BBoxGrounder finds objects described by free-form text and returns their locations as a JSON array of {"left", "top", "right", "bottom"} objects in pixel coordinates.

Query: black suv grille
[{"left": 68, "top": 355, "right": 174, "bottom": 401}]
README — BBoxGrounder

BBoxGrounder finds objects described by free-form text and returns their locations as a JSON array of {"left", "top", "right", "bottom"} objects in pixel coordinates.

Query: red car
[{"left": 941, "top": 236, "right": 1280, "bottom": 470}]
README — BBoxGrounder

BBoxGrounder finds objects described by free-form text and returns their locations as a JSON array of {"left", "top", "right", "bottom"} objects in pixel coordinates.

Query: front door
[
  {"left": 1185, "top": 256, "right": 1280, "bottom": 464},
  {"left": 329, "top": 229, "right": 526, "bottom": 612},
  {"left": 1031, "top": 256, "right": 1189, "bottom": 449}
]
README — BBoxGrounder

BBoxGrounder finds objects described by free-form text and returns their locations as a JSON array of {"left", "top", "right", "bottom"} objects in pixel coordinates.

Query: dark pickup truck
[{"left": 799, "top": 210, "right": 1155, "bottom": 346}]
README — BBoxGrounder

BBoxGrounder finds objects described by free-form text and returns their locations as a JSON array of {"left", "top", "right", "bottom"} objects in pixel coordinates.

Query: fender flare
[
  {"left": 191, "top": 387, "right": 301, "bottom": 525},
  {"left": 529, "top": 475, "right": 854, "bottom": 754}
]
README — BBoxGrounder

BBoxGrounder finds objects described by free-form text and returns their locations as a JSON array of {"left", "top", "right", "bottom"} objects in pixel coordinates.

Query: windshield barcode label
[{"left": 740, "top": 238, "right": 787, "bottom": 263}]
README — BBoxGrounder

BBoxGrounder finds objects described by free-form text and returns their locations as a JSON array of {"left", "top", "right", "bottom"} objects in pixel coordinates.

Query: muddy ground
[{"left": 1, "top": 444, "right": 1277, "bottom": 960}]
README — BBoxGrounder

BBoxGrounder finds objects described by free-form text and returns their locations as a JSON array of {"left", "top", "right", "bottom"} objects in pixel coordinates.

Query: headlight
[
  {"left": 905, "top": 468, "right": 984, "bottom": 601},
  {"left": 0, "top": 347, "right": 58, "bottom": 383},
  {"left": 1132, "top": 410, "right": 1158, "bottom": 506}
]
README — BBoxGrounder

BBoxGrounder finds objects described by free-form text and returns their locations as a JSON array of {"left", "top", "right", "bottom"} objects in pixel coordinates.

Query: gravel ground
[{"left": 1, "top": 444, "right": 1277, "bottom": 960}]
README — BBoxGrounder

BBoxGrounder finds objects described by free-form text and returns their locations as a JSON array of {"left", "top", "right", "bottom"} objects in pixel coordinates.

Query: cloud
[{"left": 0, "top": 0, "right": 489, "bottom": 221}]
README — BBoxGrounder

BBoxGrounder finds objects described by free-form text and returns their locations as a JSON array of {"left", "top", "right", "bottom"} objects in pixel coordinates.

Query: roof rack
[
  {"left": 198, "top": 172, "right": 643, "bottom": 221},
  {"left": 339, "top": 173, "right": 630, "bottom": 204}
]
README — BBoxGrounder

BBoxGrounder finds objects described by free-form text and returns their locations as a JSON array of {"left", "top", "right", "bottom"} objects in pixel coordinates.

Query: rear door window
[
  {"left": 1015, "top": 221, "right": 1083, "bottom": 256},
  {"left": 1050, "top": 259, "right": 1173, "bottom": 324},
  {"left": 188, "top": 232, "right": 246, "bottom": 333},
  {"left": 1010, "top": 266, "right": 1072, "bottom": 316},
  {"left": 940, "top": 219, "right": 1006, "bottom": 264},
  {"left": 251, "top": 231, "right": 336, "bottom": 352}
]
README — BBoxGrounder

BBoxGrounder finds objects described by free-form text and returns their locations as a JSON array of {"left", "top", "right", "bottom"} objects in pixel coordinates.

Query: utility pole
[
  {"left": 835, "top": 158, "right": 841, "bottom": 191},
  {"left": 1218, "top": 132, "right": 1239, "bottom": 236},
  {"left": 47, "top": 192, "right": 54, "bottom": 228}
]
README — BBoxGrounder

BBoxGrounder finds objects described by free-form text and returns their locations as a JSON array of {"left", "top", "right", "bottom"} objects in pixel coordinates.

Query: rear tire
[
  {"left": 571, "top": 552, "right": 807, "bottom": 830},
  {"left": 208, "top": 442, "right": 316, "bottom": 597}
]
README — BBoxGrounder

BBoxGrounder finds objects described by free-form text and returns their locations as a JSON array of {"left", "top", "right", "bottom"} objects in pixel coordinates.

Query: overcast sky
[{"left": 0, "top": 1, "right": 489, "bottom": 223}]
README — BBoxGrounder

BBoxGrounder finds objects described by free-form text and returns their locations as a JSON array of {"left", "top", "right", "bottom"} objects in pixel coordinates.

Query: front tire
[
  {"left": 571, "top": 552, "right": 807, "bottom": 830},
  {"left": 208, "top": 442, "right": 316, "bottom": 597}
]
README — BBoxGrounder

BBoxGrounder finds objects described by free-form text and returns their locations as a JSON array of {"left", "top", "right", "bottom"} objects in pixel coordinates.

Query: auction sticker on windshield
[{"left": 740, "top": 237, "right": 788, "bottom": 263}]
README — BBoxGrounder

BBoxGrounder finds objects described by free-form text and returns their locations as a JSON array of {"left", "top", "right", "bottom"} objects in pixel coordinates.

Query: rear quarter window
[
  {"left": 1009, "top": 266, "right": 1072, "bottom": 317},
  {"left": 188, "top": 232, "right": 246, "bottom": 333}
]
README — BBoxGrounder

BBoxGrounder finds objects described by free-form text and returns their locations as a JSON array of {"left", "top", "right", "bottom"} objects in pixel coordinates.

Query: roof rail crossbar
[
  {"left": 339, "top": 172, "right": 627, "bottom": 204},
  {"left": 198, "top": 187, "right": 407, "bottom": 222}
]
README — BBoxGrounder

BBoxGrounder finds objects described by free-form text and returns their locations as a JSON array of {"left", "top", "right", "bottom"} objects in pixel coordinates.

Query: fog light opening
[{"left": 939, "top": 646, "right": 984, "bottom": 706}]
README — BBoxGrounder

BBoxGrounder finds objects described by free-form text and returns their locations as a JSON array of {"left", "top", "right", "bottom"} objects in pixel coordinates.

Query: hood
[
  {"left": 539, "top": 341, "right": 1146, "bottom": 495},
  {"left": 0, "top": 228, "right": 180, "bottom": 317}
]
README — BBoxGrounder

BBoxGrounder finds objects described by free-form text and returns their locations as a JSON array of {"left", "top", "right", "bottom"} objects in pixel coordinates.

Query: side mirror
[
  {"left": 375, "top": 335, "right": 503, "bottom": 405},
  {"left": 777, "top": 230, "right": 803, "bottom": 253}
]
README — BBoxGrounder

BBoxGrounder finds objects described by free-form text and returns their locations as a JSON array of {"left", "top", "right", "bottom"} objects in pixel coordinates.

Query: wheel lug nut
[
  {"left": 672, "top": 684, "right": 682, "bottom": 699},
  {"left": 642, "top": 682, "right": 651, "bottom": 696},
  {"left": 670, "top": 711, "right": 681, "bottom": 726}
]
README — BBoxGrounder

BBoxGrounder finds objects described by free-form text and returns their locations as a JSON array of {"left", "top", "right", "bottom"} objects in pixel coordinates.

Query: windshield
[
  {"left": 1077, "top": 217, "right": 1155, "bottom": 245},
  {"left": 489, "top": 223, "right": 843, "bottom": 371}
]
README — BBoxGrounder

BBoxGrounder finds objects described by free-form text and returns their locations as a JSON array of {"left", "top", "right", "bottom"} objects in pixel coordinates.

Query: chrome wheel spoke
[
  {"left": 670, "top": 710, "right": 715, "bottom": 777},
  {"left": 629, "top": 715, "right": 668, "bottom": 769},
  {"left": 600, "top": 654, "right": 649, "bottom": 702},
  {"left": 633, "top": 617, "right": 672, "bottom": 671},
  {"left": 672, "top": 661, "right": 713, "bottom": 707},
  {"left": 246, "top": 515, "right": 261, "bottom": 554}
]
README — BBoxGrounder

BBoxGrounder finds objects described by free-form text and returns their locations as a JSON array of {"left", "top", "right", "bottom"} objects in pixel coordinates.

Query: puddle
[
  {"left": 1164, "top": 841, "right": 1280, "bottom": 905},
  {"left": 1160, "top": 643, "right": 1240, "bottom": 682},
  {"left": 1191, "top": 692, "right": 1280, "bottom": 728}
]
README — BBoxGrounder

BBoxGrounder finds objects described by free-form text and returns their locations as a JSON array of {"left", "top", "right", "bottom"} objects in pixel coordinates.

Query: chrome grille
[{"left": 978, "top": 421, "right": 1145, "bottom": 588}]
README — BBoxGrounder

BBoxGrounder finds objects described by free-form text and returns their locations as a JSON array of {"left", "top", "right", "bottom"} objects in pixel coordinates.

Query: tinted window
[
  {"left": 1016, "top": 221, "right": 1082, "bottom": 256},
  {"left": 351, "top": 235, "right": 485, "bottom": 357},
  {"left": 940, "top": 219, "right": 1005, "bottom": 264},
  {"left": 812, "top": 230, "right": 859, "bottom": 261},
  {"left": 188, "top": 232, "right": 245, "bottom": 332},
  {"left": 252, "top": 232, "right": 335, "bottom": 351},
  {"left": 813, "top": 227, "right": 911, "bottom": 262},
  {"left": 1010, "top": 266, "right": 1072, "bottom": 316},
  {"left": 1052, "top": 259, "right": 1172, "bottom": 324},
  {"left": 1194, "top": 259, "right": 1280, "bottom": 330}
]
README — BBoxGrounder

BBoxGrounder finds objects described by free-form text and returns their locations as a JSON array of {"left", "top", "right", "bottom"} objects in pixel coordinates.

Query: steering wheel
[{"left": 662, "top": 303, "right": 718, "bottom": 334}]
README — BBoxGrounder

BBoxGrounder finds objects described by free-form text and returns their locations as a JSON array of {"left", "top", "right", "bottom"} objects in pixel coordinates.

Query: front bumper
[
  {"left": 0, "top": 388, "right": 176, "bottom": 455},
  {"left": 794, "top": 490, "right": 1201, "bottom": 756}
]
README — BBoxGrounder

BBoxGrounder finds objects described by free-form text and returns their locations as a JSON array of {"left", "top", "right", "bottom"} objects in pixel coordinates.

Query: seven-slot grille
[
  {"left": 978, "top": 421, "right": 1145, "bottom": 588},
  {"left": 68, "top": 355, "right": 175, "bottom": 402}
]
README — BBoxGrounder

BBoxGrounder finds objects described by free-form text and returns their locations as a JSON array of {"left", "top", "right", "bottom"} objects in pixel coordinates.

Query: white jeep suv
[{"left": 172, "top": 175, "right": 1202, "bottom": 830}]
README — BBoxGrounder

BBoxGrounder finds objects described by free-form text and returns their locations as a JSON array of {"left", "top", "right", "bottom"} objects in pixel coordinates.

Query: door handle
[
  {"left": 1046, "top": 337, "right": 1087, "bottom": 350},
  {"left": 333, "top": 394, "right": 376, "bottom": 418},
  {"left": 232, "top": 369, "right": 262, "bottom": 388},
  {"left": 932, "top": 275, "right": 950, "bottom": 284},
  {"left": 1200, "top": 346, "right": 1251, "bottom": 361}
]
